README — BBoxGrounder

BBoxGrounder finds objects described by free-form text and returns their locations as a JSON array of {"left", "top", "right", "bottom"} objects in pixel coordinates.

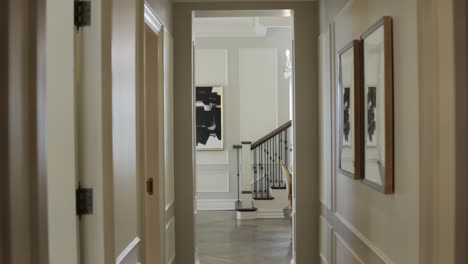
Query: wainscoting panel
[
  {"left": 166, "top": 218, "right": 175, "bottom": 264},
  {"left": 116, "top": 237, "right": 140, "bottom": 264},
  {"left": 335, "top": 232, "right": 364, "bottom": 264},
  {"left": 322, "top": 204, "right": 393, "bottom": 264},
  {"left": 196, "top": 165, "right": 230, "bottom": 193},
  {"left": 320, "top": 216, "right": 333, "bottom": 264}
]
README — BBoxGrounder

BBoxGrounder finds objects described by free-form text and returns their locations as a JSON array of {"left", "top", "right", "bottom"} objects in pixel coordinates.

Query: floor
[{"left": 196, "top": 211, "right": 292, "bottom": 264}]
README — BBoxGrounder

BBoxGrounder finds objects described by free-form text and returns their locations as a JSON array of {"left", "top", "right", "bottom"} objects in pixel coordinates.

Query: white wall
[{"left": 194, "top": 28, "right": 292, "bottom": 202}]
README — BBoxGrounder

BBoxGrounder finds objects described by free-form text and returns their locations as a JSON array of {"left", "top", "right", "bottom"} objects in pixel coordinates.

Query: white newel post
[{"left": 241, "top": 142, "right": 253, "bottom": 192}]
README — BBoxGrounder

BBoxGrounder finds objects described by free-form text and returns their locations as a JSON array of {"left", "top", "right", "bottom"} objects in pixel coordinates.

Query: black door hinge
[
  {"left": 75, "top": 0, "right": 91, "bottom": 29},
  {"left": 76, "top": 183, "right": 93, "bottom": 218}
]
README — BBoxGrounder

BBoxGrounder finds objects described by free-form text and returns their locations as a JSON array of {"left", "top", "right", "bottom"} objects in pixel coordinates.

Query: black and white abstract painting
[
  {"left": 367, "top": 86, "right": 377, "bottom": 146},
  {"left": 196, "top": 86, "right": 223, "bottom": 150},
  {"left": 343, "top": 87, "right": 351, "bottom": 146}
]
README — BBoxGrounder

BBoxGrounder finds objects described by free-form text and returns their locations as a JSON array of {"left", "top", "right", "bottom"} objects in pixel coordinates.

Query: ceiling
[{"left": 194, "top": 16, "right": 292, "bottom": 38}]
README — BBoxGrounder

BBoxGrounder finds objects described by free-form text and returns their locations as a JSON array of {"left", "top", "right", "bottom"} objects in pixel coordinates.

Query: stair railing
[{"left": 250, "top": 121, "right": 293, "bottom": 199}]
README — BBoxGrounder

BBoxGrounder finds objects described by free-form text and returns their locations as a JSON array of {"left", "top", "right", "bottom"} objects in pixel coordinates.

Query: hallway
[{"left": 197, "top": 211, "right": 292, "bottom": 264}]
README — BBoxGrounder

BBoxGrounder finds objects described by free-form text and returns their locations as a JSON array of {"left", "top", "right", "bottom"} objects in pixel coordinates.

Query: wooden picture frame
[
  {"left": 337, "top": 40, "right": 363, "bottom": 180},
  {"left": 361, "top": 16, "right": 394, "bottom": 194}
]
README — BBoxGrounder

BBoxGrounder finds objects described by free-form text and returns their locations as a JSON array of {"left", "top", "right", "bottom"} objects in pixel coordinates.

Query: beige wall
[
  {"left": 319, "top": 0, "right": 421, "bottom": 263},
  {"left": 2, "top": 0, "right": 50, "bottom": 263},
  {"left": 453, "top": 1, "right": 468, "bottom": 263},
  {"left": 320, "top": 0, "right": 467, "bottom": 263},
  {"left": 173, "top": 2, "right": 319, "bottom": 263}
]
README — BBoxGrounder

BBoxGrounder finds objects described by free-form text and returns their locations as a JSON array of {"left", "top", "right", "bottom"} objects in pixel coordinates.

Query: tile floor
[{"left": 196, "top": 211, "right": 292, "bottom": 264}]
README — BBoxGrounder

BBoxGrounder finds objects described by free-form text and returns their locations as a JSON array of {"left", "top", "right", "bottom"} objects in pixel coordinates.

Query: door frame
[
  {"left": 191, "top": 8, "right": 298, "bottom": 263},
  {"left": 139, "top": 4, "right": 166, "bottom": 263}
]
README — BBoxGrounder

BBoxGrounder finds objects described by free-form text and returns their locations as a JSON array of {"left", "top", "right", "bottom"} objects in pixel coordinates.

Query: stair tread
[
  {"left": 270, "top": 186, "right": 287, "bottom": 190},
  {"left": 236, "top": 207, "right": 258, "bottom": 212},
  {"left": 253, "top": 197, "right": 275, "bottom": 200}
]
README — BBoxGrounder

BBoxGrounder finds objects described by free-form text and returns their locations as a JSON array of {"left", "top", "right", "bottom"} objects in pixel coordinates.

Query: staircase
[{"left": 234, "top": 121, "right": 293, "bottom": 219}]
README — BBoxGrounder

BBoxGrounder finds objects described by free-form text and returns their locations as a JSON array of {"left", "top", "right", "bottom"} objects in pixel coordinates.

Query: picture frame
[
  {"left": 361, "top": 16, "right": 394, "bottom": 194},
  {"left": 338, "top": 40, "right": 363, "bottom": 180},
  {"left": 195, "top": 86, "right": 224, "bottom": 151}
]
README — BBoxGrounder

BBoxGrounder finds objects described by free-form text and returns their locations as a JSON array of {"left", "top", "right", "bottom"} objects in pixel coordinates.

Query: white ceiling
[{"left": 194, "top": 16, "right": 292, "bottom": 38}]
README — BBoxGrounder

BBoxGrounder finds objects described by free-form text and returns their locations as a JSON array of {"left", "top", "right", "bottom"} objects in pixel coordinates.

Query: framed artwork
[
  {"left": 338, "top": 40, "right": 362, "bottom": 180},
  {"left": 196, "top": 86, "right": 224, "bottom": 150},
  {"left": 361, "top": 16, "right": 394, "bottom": 193}
]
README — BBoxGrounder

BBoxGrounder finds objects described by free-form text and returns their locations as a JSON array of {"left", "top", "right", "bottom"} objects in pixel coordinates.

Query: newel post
[{"left": 241, "top": 141, "right": 252, "bottom": 193}]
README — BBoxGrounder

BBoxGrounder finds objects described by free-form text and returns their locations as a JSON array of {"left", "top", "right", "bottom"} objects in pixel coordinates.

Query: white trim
[
  {"left": 144, "top": 3, "right": 163, "bottom": 33},
  {"left": 332, "top": 0, "right": 356, "bottom": 22},
  {"left": 168, "top": 255, "right": 175, "bottom": 264},
  {"left": 335, "top": 213, "right": 395, "bottom": 264},
  {"left": 115, "top": 237, "right": 141, "bottom": 264},
  {"left": 196, "top": 199, "right": 236, "bottom": 210},
  {"left": 320, "top": 255, "right": 329, "bottom": 264},
  {"left": 334, "top": 232, "right": 365, "bottom": 264},
  {"left": 165, "top": 201, "right": 175, "bottom": 212},
  {"left": 256, "top": 209, "right": 284, "bottom": 219}
]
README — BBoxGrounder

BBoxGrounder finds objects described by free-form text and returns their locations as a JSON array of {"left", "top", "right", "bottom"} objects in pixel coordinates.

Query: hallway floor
[{"left": 196, "top": 211, "right": 292, "bottom": 264}]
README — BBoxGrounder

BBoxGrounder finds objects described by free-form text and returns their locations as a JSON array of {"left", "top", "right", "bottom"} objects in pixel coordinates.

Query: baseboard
[
  {"left": 197, "top": 199, "right": 237, "bottom": 211},
  {"left": 256, "top": 209, "right": 284, "bottom": 219}
]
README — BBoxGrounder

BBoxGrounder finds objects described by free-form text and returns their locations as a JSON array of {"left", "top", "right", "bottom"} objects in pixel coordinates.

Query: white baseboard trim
[
  {"left": 197, "top": 199, "right": 236, "bottom": 211},
  {"left": 116, "top": 237, "right": 140, "bottom": 264},
  {"left": 256, "top": 209, "right": 284, "bottom": 219}
]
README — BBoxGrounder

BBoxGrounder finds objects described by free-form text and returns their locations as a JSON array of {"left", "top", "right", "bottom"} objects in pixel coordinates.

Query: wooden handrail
[{"left": 251, "top": 120, "right": 292, "bottom": 150}]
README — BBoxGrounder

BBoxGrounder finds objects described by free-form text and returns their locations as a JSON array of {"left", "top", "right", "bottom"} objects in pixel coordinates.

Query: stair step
[
  {"left": 236, "top": 207, "right": 257, "bottom": 212},
  {"left": 270, "top": 186, "right": 286, "bottom": 190},
  {"left": 253, "top": 197, "right": 275, "bottom": 200}
]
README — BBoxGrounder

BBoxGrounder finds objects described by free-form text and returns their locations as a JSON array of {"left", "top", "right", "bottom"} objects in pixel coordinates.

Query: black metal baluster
[
  {"left": 262, "top": 144, "right": 268, "bottom": 197},
  {"left": 260, "top": 144, "right": 264, "bottom": 198},
  {"left": 273, "top": 136, "right": 276, "bottom": 188},
  {"left": 284, "top": 130, "right": 288, "bottom": 187},
  {"left": 268, "top": 139, "right": 272, "bottom": 190},
  {"left": 253, "top": 148, "right": 257, "bottom": 199},
  {"left": 266, "top": 140, "right": 269, "bottom": 195}
]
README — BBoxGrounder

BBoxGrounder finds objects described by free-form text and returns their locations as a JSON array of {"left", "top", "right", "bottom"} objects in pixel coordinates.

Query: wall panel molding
[
  {"left": 115, "top": 237, "right": 141, "bottom": 264},
  {"left": 322, "top": 204, "right": 394, "bottom": 264},
  {"left": 335, "top": 213, "right": 395, "bottom": 264},
  {"left": 166, "top": 218, "right": 175, "bottom": 264},
  {"left": 196, "top": 166, "right": 230, "bottom": 193},
  {"left": 334, "top": 232, "right": 365, "bottom": 264}
]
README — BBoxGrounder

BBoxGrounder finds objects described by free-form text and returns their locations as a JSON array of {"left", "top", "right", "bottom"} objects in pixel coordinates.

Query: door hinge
[
  {"left": 74, "top": 0, "right": 91, "bottom": 29},
  {"left": 146, "top": 178, "right": 154, "bottom": 195},
  {"left": 76, "top": 183, "right": 93, "bottom": 218}
]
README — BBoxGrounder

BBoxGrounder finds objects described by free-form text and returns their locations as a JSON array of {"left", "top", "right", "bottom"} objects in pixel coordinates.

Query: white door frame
[{"left": 139, "top": 4, "right": 167, "bottom": 264}]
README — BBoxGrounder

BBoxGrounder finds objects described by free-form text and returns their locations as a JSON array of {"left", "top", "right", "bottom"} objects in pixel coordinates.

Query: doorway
[
  {"left": 139, "top": 13, "right": 165, "bottom": 264},
  {"left": 192, "top": 10, "right": 296, "bottom": 263}
]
